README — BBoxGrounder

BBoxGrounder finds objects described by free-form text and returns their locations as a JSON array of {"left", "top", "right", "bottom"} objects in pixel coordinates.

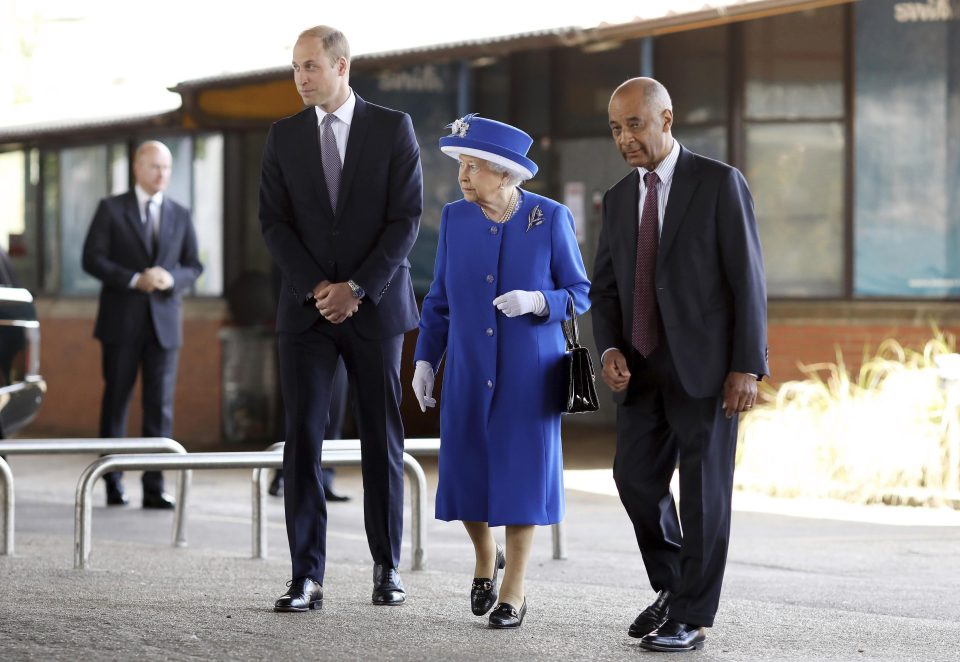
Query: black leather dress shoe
[
  {"left": 471, "top": 544, "right": 505, "bottom": 615},
  {"left": 323, "top": 487, "right": 350, "bottom": 502},
  {"left": 142, "top": 492, "right": 176, "bottom": 510},
  {"left": 488, "top": 599, "right": 526, "bottom": 629},
  {"left": 106, "top": 486, "right": 129, "bottom": 506},
  {"left": 268, "top": 472, "right": 283, "bottom": 497},
  {"left": 628, "top": 589, "right": 672, "bottom": 638},
  {"left": 372, "top": 564, "right": 406, "bottom": 605},
  {"left": 274, "top": 576, "right": 323, "bottom": 612},
  {"left": 640, "top": 619, "right": 706, "bottom": 652}
]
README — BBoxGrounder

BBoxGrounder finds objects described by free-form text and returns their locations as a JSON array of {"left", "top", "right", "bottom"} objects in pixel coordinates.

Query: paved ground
[{"left": 1, "top": 426, "right": 959, "bottom": 661}]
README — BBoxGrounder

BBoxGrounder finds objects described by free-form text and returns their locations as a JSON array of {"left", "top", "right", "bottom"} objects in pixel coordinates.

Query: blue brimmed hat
[{"left": 439, "top": 114, "right": 539, "bottom": 180}]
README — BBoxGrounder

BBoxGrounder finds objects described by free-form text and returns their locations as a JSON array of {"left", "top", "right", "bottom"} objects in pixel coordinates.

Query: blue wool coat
[{"left": 415, "top": 191, "right": 591, "bottom": 526}]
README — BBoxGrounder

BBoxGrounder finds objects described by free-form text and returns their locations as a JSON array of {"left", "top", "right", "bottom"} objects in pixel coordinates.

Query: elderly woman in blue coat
[{"left": 412, "top": 115, "right": 591, "bottom": 629}]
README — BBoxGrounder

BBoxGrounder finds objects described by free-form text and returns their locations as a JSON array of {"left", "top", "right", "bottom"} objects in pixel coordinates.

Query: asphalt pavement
[{"left": 1, "top": 426, "right": 959, "bottom": 661}]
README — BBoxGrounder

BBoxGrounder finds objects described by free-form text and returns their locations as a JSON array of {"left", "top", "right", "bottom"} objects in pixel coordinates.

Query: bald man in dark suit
[{"left": 591, "top": 78, "right": 768, "bottom": 652}]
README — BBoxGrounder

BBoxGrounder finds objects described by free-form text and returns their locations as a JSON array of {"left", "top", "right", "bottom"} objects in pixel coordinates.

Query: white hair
[{"left": 485, "top": 160, "right": 526, "bottom": 187}]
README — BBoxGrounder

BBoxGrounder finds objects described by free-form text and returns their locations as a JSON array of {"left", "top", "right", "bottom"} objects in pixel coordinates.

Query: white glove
[
  {"left": 492, "top": 290, "right": 546, "bottom": 317},
  {"left": 411, "top": 361, "right": 436, "bottom": 412}
]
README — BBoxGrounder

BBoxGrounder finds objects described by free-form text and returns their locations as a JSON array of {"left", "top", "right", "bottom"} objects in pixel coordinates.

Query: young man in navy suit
[
  {"left": 82, "top": 141, "right": 203, "bottom": 509},
  {"left": 260, "top": 26, "right": 422, "bottom": 612},
  {"left": 590, "top": 78, "right": 768, "bottom": 652}
]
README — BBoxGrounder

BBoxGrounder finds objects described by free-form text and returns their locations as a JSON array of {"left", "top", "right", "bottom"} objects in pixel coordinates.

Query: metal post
[
  {"left": 251, "top": 467, "right": 269, "bottom": 559},
  {"left": 0, "top": 456, "right": 13, "bottom": 556},
  {"left": 552, "top": 520, "right": 567, "bottom": 560},
  {"left": 172, "top": 469, "right": 191, "bottom": 548},
  {"left": 402, "top": 452, "right": 427, "bottom": 570},
  {"left": 0, "top": 437, "right": 187, "bottom": 558}
]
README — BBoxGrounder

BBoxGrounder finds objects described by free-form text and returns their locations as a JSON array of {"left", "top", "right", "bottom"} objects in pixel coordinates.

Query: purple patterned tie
[
  {"left": 319, "top": 113, "right": 342, "bottom": 210},
  {"left": 631, "top": 171, "right": 660, "bottom": 357}
]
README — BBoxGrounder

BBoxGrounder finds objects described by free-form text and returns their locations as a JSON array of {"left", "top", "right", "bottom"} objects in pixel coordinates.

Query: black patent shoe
[
  {"left": 488, "top": 599, "right": 526, "bottom": 629},
  {"left": 372, "top": 564, "right": 406, "bottom": 605},
  {"left": 639, "top": 619, "right": 706, "bottom": 652},
  {"left": 471, "top": 544, "right": 505, "bottom": 616},
  {"left": 274, "top": 576, "right": 323, "bottom": 612},
  {"left": 628, "top": 589, "right": 672, "bottom": 638}
]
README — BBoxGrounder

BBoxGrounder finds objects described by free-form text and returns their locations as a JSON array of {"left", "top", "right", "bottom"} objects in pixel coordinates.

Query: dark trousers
[
  {"left": 613, "top": 341, "right": 738, "bottom": 628},
  {"left": 99, "top": 322, "right": 179, "bottom": 496},
  {"left": 278, "top": 319, "right": 405, "bottom": 583}
]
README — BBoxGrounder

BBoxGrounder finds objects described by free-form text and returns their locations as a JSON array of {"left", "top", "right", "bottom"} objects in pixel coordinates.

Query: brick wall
[{"left": 23, "top": 299, "right": 960, "bottom": 446}]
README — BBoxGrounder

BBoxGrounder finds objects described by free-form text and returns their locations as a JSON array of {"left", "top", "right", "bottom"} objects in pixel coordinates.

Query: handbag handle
[{"left": 562, "top": 293, "right": 579, "bottom": 350}]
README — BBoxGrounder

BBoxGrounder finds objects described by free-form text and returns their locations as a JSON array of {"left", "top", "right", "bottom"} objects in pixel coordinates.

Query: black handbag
[{"left": 561, "top": 295, "right": 600, "bottom": 414}]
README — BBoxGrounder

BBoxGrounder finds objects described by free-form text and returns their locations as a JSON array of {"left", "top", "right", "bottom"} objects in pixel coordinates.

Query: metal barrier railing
[
  {"left": 256, "top": 438, "right": 568, "bottom": 561},
  {"left": 0, "top": 456, "right": 12, "bottom": 556},
  {"left": 0, "top": 437, "right": 189, "bottom": 556},
  {"left": 74, "top": 450, "right": 428, "bottom": 571}
]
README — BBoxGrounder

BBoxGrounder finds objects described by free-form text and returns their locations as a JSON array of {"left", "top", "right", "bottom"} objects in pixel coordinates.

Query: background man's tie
[
  {"left": 144, "top": 200, "right": 157, "bottom": 258},
  {"left": 631, "top": 171, "right": 661, "bottom": 357}
]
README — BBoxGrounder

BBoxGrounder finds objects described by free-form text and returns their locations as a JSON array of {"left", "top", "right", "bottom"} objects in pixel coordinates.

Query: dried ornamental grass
[{"left": 736, "top": 329, "right": 958, "bottom": 505}]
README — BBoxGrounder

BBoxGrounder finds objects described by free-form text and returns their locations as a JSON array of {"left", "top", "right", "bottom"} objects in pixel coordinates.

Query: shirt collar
[
  {"left": 134, "top": 184, "right": 163, "bottom": 209},
  {"left": 638, "top": 138, "right": 680, "bottom": 187},
  {"left": 315, "top": 89, "right": 356, "bottom": 127}
]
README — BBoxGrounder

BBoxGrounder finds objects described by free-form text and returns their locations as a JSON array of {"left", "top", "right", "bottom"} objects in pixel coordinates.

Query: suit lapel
[
  {"left": 610, "top": 169, "right": 640, "bottom": 274},
  {"left": 657, "top": 145, "right": 699, "bottom": 265},
  {"left": 123, "top": 191, "right": 151, "bottom": 256},
  {"left": 337, "top": 94, "right": 370, "bottom": 219},
  {"left": 303, "top": 108, "right": 335, "bottom": 217},
  {"left": 156, "top": 199, "right": 176, "bottom": 259}
]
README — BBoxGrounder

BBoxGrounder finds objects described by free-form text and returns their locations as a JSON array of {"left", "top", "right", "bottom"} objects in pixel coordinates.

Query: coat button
[
  {"left": 486, "top": 380, "right": 493, "bottom": 388},
  {"left": 485, "top": 274, "right": 494, "bottom": 283},
  {"left": 489, "top": 226, "right": 499, "bottom": 235},
  {"left": 485, "top": 328, "right": 494, "bottom": 336}
]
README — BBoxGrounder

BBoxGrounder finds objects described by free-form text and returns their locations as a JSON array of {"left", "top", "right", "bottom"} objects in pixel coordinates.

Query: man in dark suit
[
  {"left": 590, "top": 78, "right": 768, "bottom": 652},
  {"left": 82, "top": 141, "right": 203, "bottom": 509},
  {"left": 260, "top": 26, "right": 422, "bottom": 612}
]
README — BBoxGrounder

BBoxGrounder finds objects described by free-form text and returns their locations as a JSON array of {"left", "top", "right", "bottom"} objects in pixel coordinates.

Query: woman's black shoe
[
  {"left": 470, "top": 544, "right": 505, "bottom": 615},
  {"left": 488, "top": 599, "right": 526, "bottom": 629}
]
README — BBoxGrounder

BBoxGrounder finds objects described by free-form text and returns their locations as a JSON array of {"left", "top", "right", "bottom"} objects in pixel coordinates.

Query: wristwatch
[{"left": 347, "top": 279, "right": 365, "bottom": 299}]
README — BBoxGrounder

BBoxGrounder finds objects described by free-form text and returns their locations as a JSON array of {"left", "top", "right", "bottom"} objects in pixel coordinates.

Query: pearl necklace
[{"left": 481, "top": 188, "right": 520, "bottom": 224}]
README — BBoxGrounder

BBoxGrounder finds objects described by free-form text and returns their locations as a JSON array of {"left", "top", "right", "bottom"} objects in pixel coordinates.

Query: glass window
[
  {"left": 656, "top": 26, "right": 728, "bottom": 126},
  {"left": 673, "top": 125, "right": 726, "bottom": 162},
  {"left": 474, "top": 59, "right": 510, "bottom": 121},
  {"left": 109, "top": 143, "right": 128, "bottom": 195},
  {"left": 192, "top": 134, "right": 224, "bottom": 296},
  {"left": 746, "top": 122, "right": 845, "bottom": 296},
  {"left": 59, "top": 145, "right": 108, "bottom": 296},
  {"left": 0, "top": 151, "right": 28, "bottom": 285},
  {"left": 744, "top": 7, "right": 845, "bottom": 120},
  {"left": 514, "top": 50, "right": 551, "bottom": 137},
  {"left": 557, "top": 42, "right": 642, "bottom": 137},
  {"left": 41, "top": 152, "right": 60, "bottom": 294}
]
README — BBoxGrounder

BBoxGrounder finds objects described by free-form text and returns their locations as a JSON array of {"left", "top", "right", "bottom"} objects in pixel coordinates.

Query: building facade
[{"left": 0, "top": 0, "right": 957, "bottom": 443}]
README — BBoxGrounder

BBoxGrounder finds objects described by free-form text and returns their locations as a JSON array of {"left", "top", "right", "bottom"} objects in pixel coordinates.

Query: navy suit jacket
[
  {"left": 590, "top": 144, "right": 768, "bottom": 400},
  {"left": 259, "top": 95, "right": 423, "bottom": 339},
  {"left": 82, "top": 190, "right": 203, "bottom": 349}
]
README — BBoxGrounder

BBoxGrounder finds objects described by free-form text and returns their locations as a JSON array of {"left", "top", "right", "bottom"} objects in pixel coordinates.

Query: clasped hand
[
  {"left": 312, "top": 281, "right": 360, "bottom": 324},
  {"left": 136, "top": 266, "right": 174, "bottom": 293}
]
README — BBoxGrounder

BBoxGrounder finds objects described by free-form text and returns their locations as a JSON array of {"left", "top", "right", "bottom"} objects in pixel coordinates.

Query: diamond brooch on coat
[{"left": 526, "top": 204, "right": 544, "bottom": 232}]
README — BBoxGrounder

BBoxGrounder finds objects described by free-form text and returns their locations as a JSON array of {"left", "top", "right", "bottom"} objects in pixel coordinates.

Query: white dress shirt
[
  {"left": 314, "top": 90, "right": 356, "bottom": 163},
  {"left": 129, "top": 185, "right": 164, "bottom": 289}
]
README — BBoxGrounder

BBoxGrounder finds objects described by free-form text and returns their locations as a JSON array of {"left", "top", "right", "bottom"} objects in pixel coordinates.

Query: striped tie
[{"left": 319, "top": 114, "right": 342, "bottom": 211}]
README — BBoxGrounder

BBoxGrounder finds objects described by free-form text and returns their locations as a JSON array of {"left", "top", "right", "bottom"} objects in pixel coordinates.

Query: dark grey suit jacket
[
  {"left": 590, "top": 144, "right": 768, "bottom": 400},
  {"left": 82, "top": 190, "right": 203, "bottom": 349}
]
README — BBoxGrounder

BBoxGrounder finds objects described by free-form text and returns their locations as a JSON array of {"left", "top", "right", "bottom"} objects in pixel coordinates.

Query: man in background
[{"left": 82, "top": 140, "right": 203, "bottom": 509}]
